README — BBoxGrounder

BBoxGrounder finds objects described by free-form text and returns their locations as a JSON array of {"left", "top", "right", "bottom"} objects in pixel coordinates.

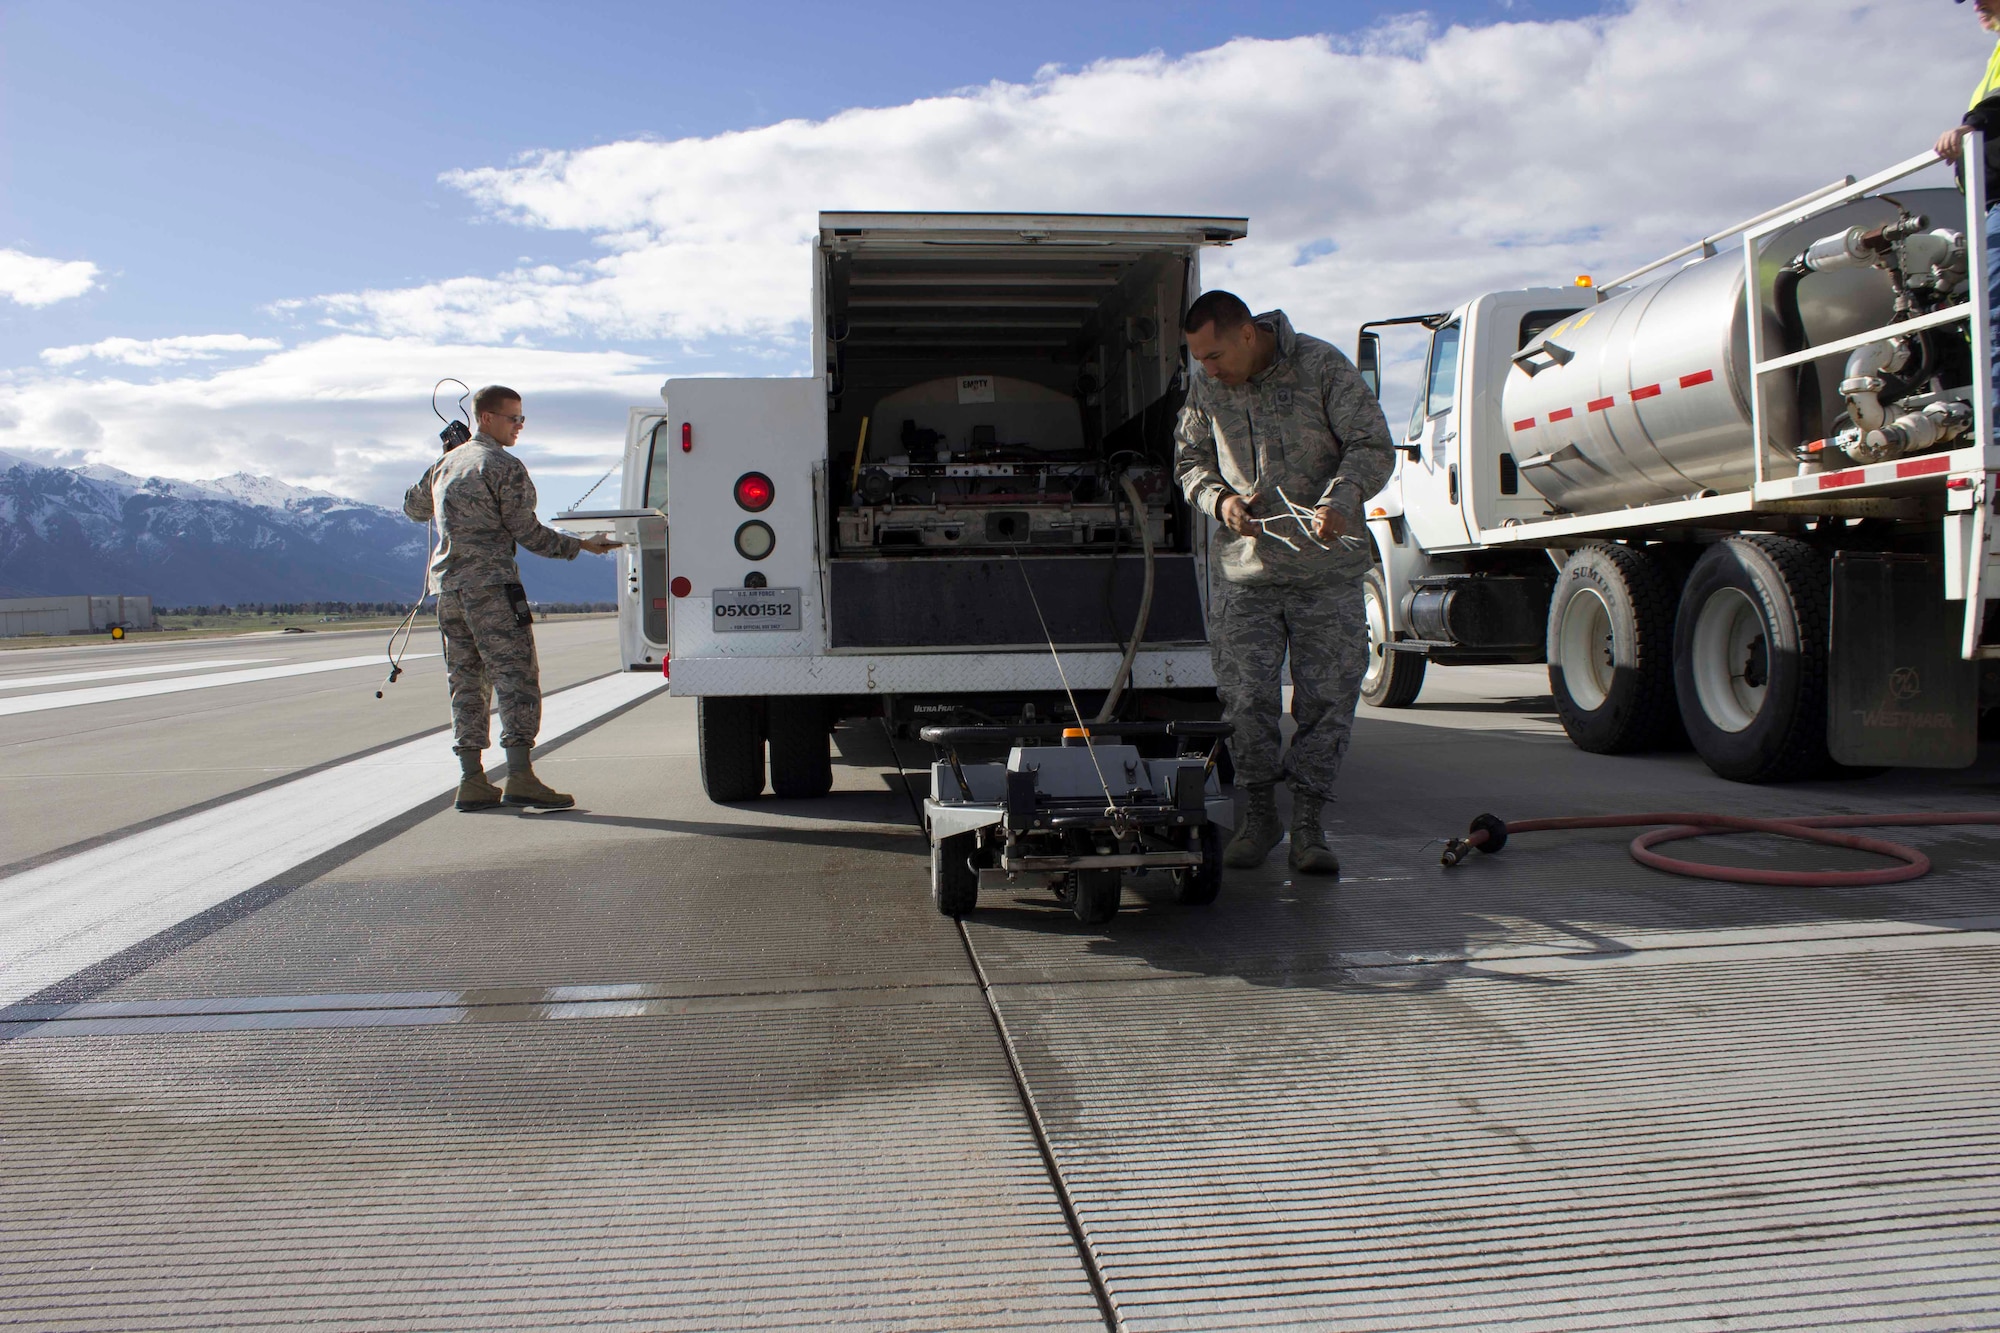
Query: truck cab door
[{"left": 1400, "top": 319, "right": 1473, "bottom": 551}]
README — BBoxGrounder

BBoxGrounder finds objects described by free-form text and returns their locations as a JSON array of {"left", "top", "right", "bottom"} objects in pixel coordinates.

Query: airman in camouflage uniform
[
  {"left": 403, "top": 385, "right": 619, "bottom": 810},
  {"left": 1175, "top": 295, "right": 1395, "bottom": 876}
]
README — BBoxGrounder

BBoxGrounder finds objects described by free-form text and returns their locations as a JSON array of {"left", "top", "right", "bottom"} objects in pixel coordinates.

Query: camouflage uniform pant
[
  {"left": 1209, "top": 576, "right": 1368, "bottom": 802},
  {"left": 437, "top": 583, "right": 541, "bottom": 751}
]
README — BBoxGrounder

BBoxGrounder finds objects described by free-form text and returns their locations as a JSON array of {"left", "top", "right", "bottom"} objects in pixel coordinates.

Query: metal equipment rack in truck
[
  {"left": 623, "top": 211, "right": 1249, "bottom": 803},
  {"left": 1353, "top": 139, "right": 2000, "bottom": 783}
]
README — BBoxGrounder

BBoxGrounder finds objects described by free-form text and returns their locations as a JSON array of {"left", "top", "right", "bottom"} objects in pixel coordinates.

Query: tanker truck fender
[{"left": 1366, "top": 517, "right": 1433, "bottom": 640}]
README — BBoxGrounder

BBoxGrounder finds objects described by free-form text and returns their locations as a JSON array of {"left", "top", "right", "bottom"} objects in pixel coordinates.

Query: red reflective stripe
[
  {"left": 1819, "top": 468, "right": 1867, "bottom": 490},
  {"left": 1630, "top": 384, "right": 1662, "bottom": 401},
  {"left": 1679, "top": 369, "right": 1715, "bottom": 388},
  {"left": 1549, "top": 407, "right": 1574, "bottom": 422},
  {"left": 1896, "top": 455, "right": 1951, "bottom": 479},
  {"left": 1513, "top": 418, "right": 1536, "bottom": 432},
  {"left": 1587, "top": 396, "right": 1616, "bottom": 413}
]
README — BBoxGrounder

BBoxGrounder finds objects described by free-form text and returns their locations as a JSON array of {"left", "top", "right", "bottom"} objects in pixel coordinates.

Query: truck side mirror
[{"left": 1357, "top": 333, "right": 1381, "bottom": 399}]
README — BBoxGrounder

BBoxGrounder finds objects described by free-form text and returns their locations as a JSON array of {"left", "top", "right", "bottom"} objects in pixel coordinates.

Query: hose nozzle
[{"left": 1439, "top": 814, "right": 1510, "bottom": 868}]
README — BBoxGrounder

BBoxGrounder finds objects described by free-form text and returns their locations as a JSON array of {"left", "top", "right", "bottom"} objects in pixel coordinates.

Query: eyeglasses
[{"left": 490, "top": 413, "right": 526, "bottom": 425}]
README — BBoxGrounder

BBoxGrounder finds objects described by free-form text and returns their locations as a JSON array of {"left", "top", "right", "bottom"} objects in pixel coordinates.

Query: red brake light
[
  {"left": 670, "top": 576, "right": 692, "bottom": 597},
  {"left": 681, "top": 422, "right": 692, "bottom": 453},
  {"left": 735, "top": 472, "right": 774, "bottom": 512}
]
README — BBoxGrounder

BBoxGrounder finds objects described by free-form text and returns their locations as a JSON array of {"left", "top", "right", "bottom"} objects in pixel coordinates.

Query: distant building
[{"left": 0, "top": 595, "right": 155, "bottom": 637}]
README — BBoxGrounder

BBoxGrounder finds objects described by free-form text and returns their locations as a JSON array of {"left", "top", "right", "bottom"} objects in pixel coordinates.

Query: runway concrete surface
[{"left": 2, "top": 615, "right": 1998, "bottom": 1329}]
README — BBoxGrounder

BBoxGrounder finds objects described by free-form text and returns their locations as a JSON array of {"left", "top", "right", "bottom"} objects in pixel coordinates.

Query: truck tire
[
  {"left": 1361, "top": 567, "right": 1427, "bottom": 708},
  {"left": 767, "top": 696, "right": 834, "bottom": 798},
  {"left": 1673, "top": 535, "right": 1831, "bottom": 783},
  {"left": 1547, "top": 542, "right": 1682, "bottom": 754},
  {"left": 1072, "top": 867, "right": 1121, "bottom": 926},
  {"left": 699, "top": 697, "right": 765, "bottom": 802},
  {"left": 931, "top": 831, "right": 979, "bottom": 917}
]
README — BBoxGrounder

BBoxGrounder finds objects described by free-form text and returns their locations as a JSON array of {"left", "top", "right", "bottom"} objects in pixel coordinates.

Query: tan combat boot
[
  {"left": 455, "top": 772, "right": 502, "bottom": 812},
  {"left": 503, "top": 768, "right": 575, "bottom": 810},
  {"left": 1289, "top": 796, "right": 1341, "bottom": 877},
  {"left": 1222, "top": 784, "right": 1284, "bottom": 869}
]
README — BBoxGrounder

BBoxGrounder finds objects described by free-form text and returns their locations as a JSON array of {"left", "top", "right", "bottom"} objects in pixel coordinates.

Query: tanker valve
[
  {"left": 1798, "top": 214, "right": 1928, "bottom": 273},
  {"left": 1853, "top": 400, "right": 1974, "bottom": 465}
]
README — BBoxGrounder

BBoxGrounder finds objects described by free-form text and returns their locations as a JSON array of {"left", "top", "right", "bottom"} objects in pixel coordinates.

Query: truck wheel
[
  {"left": 931, "top": 831, "right": 979, "bottom": 917},
  {"left": 1547, "top": 542, "right": 1682, "bottom": 753},
  {"left": 1361, "top": 567, "right": 1427, "bottom": 708},
  {"left": 1176, "top": 824, "right": 1224, "bottom": 905},
  {"left": 1674, "top": 535, "right": 1831, "bottom": 783},
  {"left": 1072, "top": 867, "right": 1121, "bottom": 925},
  {"left": 767, "top": 696, "right": 833, "bottom": 798},
  {"left": 699, "top": 697, "right": 765, "bottom": 802}
]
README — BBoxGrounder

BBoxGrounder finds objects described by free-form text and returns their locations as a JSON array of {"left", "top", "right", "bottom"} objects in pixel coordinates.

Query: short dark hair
[
  {"left": 1182, "top": 290, "right": 1253, "bottom": 337},
  {"left": 473, "top": 384, "right": 521, "bottom": 415}
]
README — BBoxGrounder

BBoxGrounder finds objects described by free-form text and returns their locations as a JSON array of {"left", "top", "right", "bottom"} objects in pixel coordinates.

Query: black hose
[{"left": 1773, "top": 263, "right": 1825, "bottom": 441}]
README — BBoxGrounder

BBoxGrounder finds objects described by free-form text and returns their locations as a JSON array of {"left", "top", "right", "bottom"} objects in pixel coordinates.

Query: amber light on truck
[
  {"left": 735, "top": 472, "right": 774, "bottom": 512},
  {"left": 735, "top": 520, "right": 775, "bottom": 560}
]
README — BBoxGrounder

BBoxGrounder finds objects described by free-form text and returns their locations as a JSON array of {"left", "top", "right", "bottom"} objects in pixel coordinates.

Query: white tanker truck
[{"left": 1356, "top": 141, "right": 2000, "bottom": 782}]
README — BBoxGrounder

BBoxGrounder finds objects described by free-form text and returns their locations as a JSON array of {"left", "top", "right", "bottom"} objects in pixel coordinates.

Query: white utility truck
[
  {"left": 1354, "top": 142, "right": 2000, "bottom": 783},
  {"left": 611, "top": 212, "right": 1248, "bottom": 802}
]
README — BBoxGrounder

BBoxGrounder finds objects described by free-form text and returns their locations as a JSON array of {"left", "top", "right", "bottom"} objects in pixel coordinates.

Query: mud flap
[{"left": 1828, "top": 552, "right": 1979, "bottom": 768}]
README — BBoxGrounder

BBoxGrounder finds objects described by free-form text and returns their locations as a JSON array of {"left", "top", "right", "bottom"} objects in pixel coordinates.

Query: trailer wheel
[
  {"left": 1175, "top": 824, "right": 1224, "bottom": 905},
  {"left": 698, "top": 697, "right": 765, "bottom": 803},
  {"left": 1361, "top": 567, "right": 1427, "bottom": 708},
  {"left": 1674, "top": 536, "right": 1831, "bottom": 783},
  {"left": 931, "top": 831, "right": 979, "bottom": 917},
  {"left": 1547, "top": 543, "right": 1682, "bottom": 753},
  {"left": 767, "top": 696, "right": 833, "bottom": 799},
  {"left": 1072, "top": 867, "right": 1121, "bottom": 925}
]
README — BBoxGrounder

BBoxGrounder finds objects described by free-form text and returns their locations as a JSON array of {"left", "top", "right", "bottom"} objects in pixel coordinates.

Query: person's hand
[
  {"left": 1938, "top": 124, "right": 1970, "bottom": 164},
  {"left": 579, "top": 535, "right": 623, "bottom": 555},
  {"left": 1312, "top": 503, "right": 1351, "bottom": 543},
  {"left": 1217, "top": 493, "right": 1262, "bottom": 536}
]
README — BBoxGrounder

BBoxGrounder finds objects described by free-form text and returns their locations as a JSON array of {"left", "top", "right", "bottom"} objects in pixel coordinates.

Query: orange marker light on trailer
[{"left": 1575, "top": 275, "right": 1594, "bottom": 288}]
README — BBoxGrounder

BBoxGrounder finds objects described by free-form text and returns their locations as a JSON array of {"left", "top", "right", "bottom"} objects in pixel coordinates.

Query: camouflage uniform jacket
[
  {"left": 403, "top": 434, "right": 582, "bottom": 592},
  {"left": 1174, "top": 309, "right": 1395, "bottom": 585}
]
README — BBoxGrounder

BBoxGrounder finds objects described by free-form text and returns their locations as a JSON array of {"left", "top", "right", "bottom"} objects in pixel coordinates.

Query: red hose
[{"left": 1454, "top": 811, "right": 2000, "bottom": 887}]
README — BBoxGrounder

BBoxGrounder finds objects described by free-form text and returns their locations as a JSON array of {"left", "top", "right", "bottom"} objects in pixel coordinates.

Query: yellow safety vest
[{"left": 1974, "top": 41, "right": 2000, "bottom": 109}]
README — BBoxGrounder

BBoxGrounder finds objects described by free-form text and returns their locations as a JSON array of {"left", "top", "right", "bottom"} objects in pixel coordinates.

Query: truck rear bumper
[{"left": 668, "top": 649, "right": 1215, "bottom": 696}]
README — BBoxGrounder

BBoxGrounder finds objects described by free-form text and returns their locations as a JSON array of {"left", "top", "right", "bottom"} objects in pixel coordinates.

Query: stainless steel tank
[{"left": 1502, "top": 189, "right": 1958, "bottom": 514}]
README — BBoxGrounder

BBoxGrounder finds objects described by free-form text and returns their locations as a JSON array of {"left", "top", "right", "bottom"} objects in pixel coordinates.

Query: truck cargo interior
[{"left": 816, "top": 215, "right": 1244, "bottom": 652}]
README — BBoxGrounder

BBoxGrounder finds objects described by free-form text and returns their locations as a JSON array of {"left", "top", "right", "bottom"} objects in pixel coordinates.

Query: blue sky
[
  {"left": 0, "top": 0, "right": 1980, "bottom": 508},
  {"left": 1, "top": 0, "right": 1607, "bottom": 365}
]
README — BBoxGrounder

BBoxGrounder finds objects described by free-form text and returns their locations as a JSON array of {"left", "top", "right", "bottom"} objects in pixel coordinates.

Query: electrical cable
[
  {"left": 379, "top": 380, "right": 470, "bottom": 697},
  {"left": 1437, "top": 810, "right": 2000, "bottom": 886},
  {"left": 1011, "top": 555, "right": 1120, "bottom": 816}
]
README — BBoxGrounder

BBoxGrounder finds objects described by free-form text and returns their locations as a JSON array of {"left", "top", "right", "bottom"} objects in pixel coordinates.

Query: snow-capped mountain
[{"left": 0, "top": 459, "right": 615, "bottom": 605}]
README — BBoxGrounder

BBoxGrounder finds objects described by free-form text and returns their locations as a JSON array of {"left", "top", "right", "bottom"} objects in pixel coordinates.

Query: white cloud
[
  {"left": 41, "top": 333, "right": 283, "bottom": 368},
  {"left": 0, "top": 249, "right": 101, "bottom": 307},
  {"left": 1, "top": 336, "right": 664, "bottom": 509},
  {"left": 313, "top": 0, "right": 1981, "bottom": 362},
  {"left": 2, "top": 0, "right": 1986, "bottom": 504}
]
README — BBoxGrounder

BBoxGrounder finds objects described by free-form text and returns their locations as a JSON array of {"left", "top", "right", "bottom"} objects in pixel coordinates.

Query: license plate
[{"left": 711, "top": 587, "right": 802, "bottom": 632}]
